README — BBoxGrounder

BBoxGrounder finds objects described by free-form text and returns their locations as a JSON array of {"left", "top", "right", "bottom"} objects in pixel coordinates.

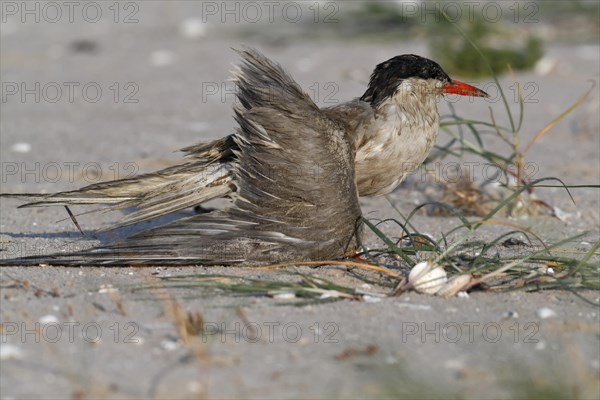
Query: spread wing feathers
[
  {"left": 233, "top": 48, "right": 318, "bottom": 114},
  {"left": 1, "top": 83, "right": 361, "bottom": 266},
  {"left": 1, "top": 135, "right": 236, "bottom": 229},
  {"left": 0, "top": 48, "right": 317, "bottom": 229}
]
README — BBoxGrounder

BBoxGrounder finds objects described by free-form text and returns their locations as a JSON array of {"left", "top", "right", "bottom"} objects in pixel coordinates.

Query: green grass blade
[
  {"left": 570, "top": 239, "right": 600, "bottom": 276},
  {"left": 363, "top": 218, "right": 414, "bottom": 266}
]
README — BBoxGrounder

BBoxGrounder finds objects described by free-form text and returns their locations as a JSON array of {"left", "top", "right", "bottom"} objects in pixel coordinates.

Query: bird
[{"left": 0, "top": 48, "right": 487, "bottom": 266}]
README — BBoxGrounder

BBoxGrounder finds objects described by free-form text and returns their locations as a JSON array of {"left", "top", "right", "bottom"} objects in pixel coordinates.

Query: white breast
[{"left": 355, "top": 88, "right": 440, "bottom": 197}]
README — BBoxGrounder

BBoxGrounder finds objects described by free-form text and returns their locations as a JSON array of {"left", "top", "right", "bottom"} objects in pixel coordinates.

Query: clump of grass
[
  {"left": 347, "top": 1, "right": 418, "bottom": 39},
  {"left": 429, "top": 10, "right": 596, "bottom": 220},
  {"left": 134, "top": 271, "right": 390, "bottom": 306},
  {"left": 355, "top": 1, "right": 414, "bottom": 26},
  {"left": 367, "top": 206, "right": 599, "bottom": 297},
  {"left": 429, "top": 6, "right": 543, "bottom": 77}
]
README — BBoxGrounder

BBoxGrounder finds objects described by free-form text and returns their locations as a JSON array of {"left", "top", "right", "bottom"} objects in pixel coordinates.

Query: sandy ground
[{"left": 1, "top": 2, "right": 599, "bottom": 399}]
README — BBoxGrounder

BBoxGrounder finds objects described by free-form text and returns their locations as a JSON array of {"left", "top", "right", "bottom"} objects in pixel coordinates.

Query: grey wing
[
  {"left": 78, "top": 105, "right": 361, "bottom": 266},
  {"left": 3, "top": 103, "right": 362, "bottom": 266},
  {"left": 1, "top": 48, "right": 362, "bottom": 266}
]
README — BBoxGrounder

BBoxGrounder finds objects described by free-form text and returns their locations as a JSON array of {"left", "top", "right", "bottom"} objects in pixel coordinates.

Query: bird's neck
[{"left": 371, "top": 90, "right": 440, "bottom": 131}]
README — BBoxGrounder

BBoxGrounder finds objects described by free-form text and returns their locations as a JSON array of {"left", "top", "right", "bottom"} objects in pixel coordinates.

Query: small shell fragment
[
  {"left": 437, "top": 274, "right": 472, "bottom": 298},
  {"left": 271, "top": 292, "right": 296, "bottom": 300},
  {"left": 408, "top": 261, "right": 447, "bottom": 295}
]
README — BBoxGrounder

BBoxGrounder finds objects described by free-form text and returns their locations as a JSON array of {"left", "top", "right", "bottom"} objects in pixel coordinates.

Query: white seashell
[
  {"left": 408, "top": 261, "right": 447, "bottom": 295},
  {"left": 437, "top": 274, "right": 472, "bottom": 298}
]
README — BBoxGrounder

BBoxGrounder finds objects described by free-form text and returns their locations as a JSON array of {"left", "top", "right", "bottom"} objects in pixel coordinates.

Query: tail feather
[
  {"left": 0, "top": 213, "right": 291, "bottom": 267},
  {"left": 1, "top": 137, "right": 236, "bottom": 228}
]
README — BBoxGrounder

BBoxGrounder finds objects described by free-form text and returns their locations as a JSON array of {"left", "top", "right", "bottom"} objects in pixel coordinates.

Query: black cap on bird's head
[{"left": 361, "top": 54, "right": 488, "bottom": 107}]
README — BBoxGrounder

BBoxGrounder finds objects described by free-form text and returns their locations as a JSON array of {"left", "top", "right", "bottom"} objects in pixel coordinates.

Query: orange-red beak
[{"left": 442, "top": 80, "right": 488, "bottom": 97}]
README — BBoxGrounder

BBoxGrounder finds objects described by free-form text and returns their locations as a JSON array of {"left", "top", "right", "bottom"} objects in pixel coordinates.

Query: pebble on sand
[
  {"left": 536, "top": 307, "right": 558, "bottom": 319},
  {"left": 179, "top": 18, "right": 208, "bottom": 39},
  {"left": 10, "top": 142, "right": 32, "bottom": 153},
  {"left": 39, "top": 315, "right": 59, "bottom": 324},
  {"left": 0, "top": 344, "right": 23, "bottom": 360},
  {"left": 150, "top": 50, "right": 175, "bottom": 67}
]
